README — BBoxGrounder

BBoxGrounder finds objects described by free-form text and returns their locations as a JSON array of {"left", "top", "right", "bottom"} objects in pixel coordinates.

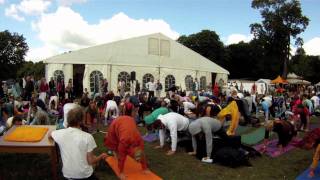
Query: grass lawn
[{"left": 0, "top": 117, "right": 319, "bottom": 180}]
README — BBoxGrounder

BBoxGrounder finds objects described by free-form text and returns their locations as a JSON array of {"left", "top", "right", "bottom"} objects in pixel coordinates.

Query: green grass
[{"left": 0, "top": 116, "right": 319, "bottom": 180}]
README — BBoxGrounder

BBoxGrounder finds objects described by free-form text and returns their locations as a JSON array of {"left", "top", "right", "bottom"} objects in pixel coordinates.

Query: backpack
[{"left": 214, "top": 146, "right": 251, "bottom": 168}]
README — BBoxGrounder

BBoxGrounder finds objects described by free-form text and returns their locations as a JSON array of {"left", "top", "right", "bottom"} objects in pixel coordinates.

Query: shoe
[{"left": 201, "top": 158, "right": 213, "bottom": 163}]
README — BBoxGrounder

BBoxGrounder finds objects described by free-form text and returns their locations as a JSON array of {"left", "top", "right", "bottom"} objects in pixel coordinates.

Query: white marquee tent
[{"left": 44, "top": 33, "right": 229, "bottom": 95}]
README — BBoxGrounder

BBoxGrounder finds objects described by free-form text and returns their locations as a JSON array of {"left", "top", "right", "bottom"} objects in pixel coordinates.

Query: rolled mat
[
  {"left": 254, "top": 137, "right": 301, "bottom": 158},
  {"left": 241, "top": 127, "right": 266, "bottom": 145},
  {"left": 296, "top": 165, "right": 320, "bottom": 180},
  {"left": 105, "top": 156, "right": 162, "bottom": 180}
]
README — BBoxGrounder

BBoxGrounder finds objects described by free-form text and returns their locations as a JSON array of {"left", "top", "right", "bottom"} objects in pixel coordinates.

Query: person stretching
[{"left": 104, "top": 102, "right": 150, "bottom": 180}]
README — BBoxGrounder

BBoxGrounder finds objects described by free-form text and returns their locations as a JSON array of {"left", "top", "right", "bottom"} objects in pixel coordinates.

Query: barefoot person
[{"left": 104, "top": 102, "right": 150, "bottom": 180}]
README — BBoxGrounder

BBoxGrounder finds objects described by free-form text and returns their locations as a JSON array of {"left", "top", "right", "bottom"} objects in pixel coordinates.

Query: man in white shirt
[
  {"left": 154, "top": 112, "right": 190, "bottom": 155},
  {"left": 311, "top": 94, "right": 320, "bottom": 109},
  {"left": 104, "top": 99, "right": 119, "bottom": 125},
  {"left": 50, "top": 107, "right": 107, "bottom": 179},
  {"left": 146, "top": 79, "right": 156, "bottom": 100}
]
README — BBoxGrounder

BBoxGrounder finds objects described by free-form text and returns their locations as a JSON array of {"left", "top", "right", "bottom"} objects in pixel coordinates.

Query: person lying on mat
[
  {"left": 263, "top": 119, "right": 296, "bottom": 153},
  {"left": 188, "top": 117, "right": 228, "bottom": 160},
  {"left": 153, "top": 112, "right": 190, "bottom": 155},
  {"left": 50, "top": 106, "right": 108, "bottom": 179},
  {"left": 104, "top": 102, "right": 150, "bottom": 180}
]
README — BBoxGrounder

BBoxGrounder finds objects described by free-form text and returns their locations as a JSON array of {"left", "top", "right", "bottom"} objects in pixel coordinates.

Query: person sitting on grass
[
  {"left": 50, "top": 106, "right": 107, "bottom": 180},
  {"left": 263, "top": 119, "right": 296, "bottom": 154},
  {"left": 104, "top": 102, "right": 150, "bottom": 180},
  {"left": 153, "top": 112, "right": 190, "bottom": 156}
]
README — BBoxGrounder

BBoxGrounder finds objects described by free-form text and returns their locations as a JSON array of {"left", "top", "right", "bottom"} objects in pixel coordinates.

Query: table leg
[{"left": 50, "top": 147, "right": 58, "bottom": 180}]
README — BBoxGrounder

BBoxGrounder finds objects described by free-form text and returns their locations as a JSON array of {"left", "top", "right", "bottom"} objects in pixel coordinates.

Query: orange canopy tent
[{"left": 271, "top": 75, "right": 288, "bottom": 84}]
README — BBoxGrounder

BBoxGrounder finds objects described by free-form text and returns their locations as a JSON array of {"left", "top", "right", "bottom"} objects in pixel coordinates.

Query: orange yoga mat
[
  {"left": 106, "top": 156, "right": 162, "bottom": 180},
  {"left": 4, "top": 126, "right": 49, "bottom": 142}
]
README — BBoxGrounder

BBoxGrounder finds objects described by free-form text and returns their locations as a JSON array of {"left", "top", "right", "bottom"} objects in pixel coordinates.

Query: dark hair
[
  {"left": 12, "top": 116, "right": 22, "bottom": 125},
  {"left": 152, "top": 120, "right": 163, "bottom": 129},
  {"left": 67, "top": 107, "right": 84, "bottom": 127}
]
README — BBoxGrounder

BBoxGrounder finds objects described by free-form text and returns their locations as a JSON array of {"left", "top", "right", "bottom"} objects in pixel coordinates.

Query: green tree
[
  {"left": 17, "top": 61, "right": 45, "bottom": 80},
  {"left": 177, "top": 30, "right": 229, "bottom": 68},
  {"left": 251, "top": 0, "right": 309, "bottom": 78},
  {"left": 0, "top": 30, "right": 29, "bottom": 80}
]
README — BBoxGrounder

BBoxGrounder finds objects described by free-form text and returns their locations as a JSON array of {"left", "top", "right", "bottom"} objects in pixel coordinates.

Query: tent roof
[
  {"left": 271, "top": 75, "right": 288, "bottom": 84},
  {"left": 256, "top": 79, "right": 271, "bottom": 84},
  {"left": 44, "top": 33, "right": 229, "bottom": 74},
  {"left": 287, "top": 79, "right": 311, "bottom": 85},
  {"left": 287, "top": 72, "right": 302, "bottom": 79}
]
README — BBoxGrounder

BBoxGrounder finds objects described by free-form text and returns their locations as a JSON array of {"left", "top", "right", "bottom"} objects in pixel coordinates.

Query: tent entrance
[
  {"left": 211, "top": 73, "right": 216, "bottom": 86},
  {"left": 73, "top": 64, "right": 85, "bottom": 97}
]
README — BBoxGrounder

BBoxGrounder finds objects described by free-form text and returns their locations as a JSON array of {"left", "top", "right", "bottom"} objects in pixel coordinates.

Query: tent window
[
  {"left": 90, "top": 71, "right": 103, "bottom": 93},
  {"left": 142, "top": 73, "right": 154, "bottom": 89},
  {"left": 148, "top": 38, "right": 159, "bottom": 55},
  {"left": 53, "top": 70, "right": 64, "bottom": 82},
  {"left": 160, "top": 40, "right": 170, "bottom": 57},
  {"left": 118, "top": 71, "right": 130, "bottom": 91},
  {"left": 200, "top": 76, "right": 206, "bottom": 90},
  {"left": 165, "top": 75, "right": 175, "bottom": 91},
  {"left": 185, "top": 75, "right": 193, "bottom": 91}
]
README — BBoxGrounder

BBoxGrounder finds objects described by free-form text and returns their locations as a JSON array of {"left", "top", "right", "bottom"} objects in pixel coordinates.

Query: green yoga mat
[
  {"left": 235, "top": 126, "right": 253, "bottom": 135},
  {"left": 241, "top": 127, "right": 266, "bottom": 145}
]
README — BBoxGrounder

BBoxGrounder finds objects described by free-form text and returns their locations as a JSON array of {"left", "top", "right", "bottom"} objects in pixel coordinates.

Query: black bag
[{"left": 214, "top": 146, "right": 251, "bottom": 168}]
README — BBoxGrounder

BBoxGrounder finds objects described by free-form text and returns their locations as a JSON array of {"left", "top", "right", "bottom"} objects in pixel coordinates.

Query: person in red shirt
[{"left": 104, "top": 102, "right": 150, "bottom": 180}]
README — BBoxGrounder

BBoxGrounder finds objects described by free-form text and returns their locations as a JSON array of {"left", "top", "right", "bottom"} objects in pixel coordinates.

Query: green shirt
[{"left": 144, "top": 107, "right": 169, "bottom": 125}]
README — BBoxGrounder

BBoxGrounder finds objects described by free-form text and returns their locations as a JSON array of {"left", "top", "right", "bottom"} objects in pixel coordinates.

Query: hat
[
  {"left": 164, "top": 98, "right": 170, "bottom": 106},
  {"left": 188, "top": 121, "right": 201, "bottom": 135}
]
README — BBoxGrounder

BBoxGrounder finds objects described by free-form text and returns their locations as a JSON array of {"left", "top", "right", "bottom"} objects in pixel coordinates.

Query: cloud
[
  {"left": 27, "top": 7, "right": 179, "bottom": 61},
  {"left": 0, "top": 0, "right": 5, "bottom": 4},
  {"left": 5, "top": 4, "right": 25, "bottom": 21},
  {"left": 26, "top": 45, "right": 60, "bottom": 62},
  {"left": 57, "top": 0, "right": 87, "bottom": 6},
  {"left": 5, "top": 0, "right": 51, "bottom": 21},
  {"left": 303, "top": 37, "right": 320, "bottom": 56},
  {"left": 226, "top": 34, "right": 253, "bottom": 45}
]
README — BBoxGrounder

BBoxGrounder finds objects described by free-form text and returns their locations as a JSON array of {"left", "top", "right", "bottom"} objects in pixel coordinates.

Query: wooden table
[{"left": 0, "top": 125, "right": 58, "bottom": 180}]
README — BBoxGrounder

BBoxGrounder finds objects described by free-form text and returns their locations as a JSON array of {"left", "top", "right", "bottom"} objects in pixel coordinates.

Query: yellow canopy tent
[{"left": 271, "top": 75, "right": 288, "bottom": 84}]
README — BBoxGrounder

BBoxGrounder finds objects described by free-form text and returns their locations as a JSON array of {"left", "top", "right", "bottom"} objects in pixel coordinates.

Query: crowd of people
[{"left": 1, "top": 76, "right": 320, "bottom": 179}]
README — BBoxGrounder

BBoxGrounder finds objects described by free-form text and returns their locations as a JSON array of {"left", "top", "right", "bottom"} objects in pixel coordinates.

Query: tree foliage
[
  {"left": 177, "top": 30, "right": 229, "bottom": 68},
  {"left": 0, "top": 30, "right": 29, "bottom": 80},
  {"left": 17, "top": 61, "right": 45, "bottom": 80},
  {"left": 250, "top": 0, "right": 309, "bottom": 77}
]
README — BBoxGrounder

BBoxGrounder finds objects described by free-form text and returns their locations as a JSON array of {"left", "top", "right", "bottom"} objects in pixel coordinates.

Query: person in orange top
[{"left": 104, "top": 102, "right": 150, "bottom": 180}]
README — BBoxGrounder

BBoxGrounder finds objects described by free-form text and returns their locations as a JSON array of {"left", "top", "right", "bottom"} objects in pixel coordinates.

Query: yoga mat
[
  {"left": 254, "top": 138, "right": 301, "bottom": 157},
  {"left": 235, "top": 126, "right": 252, "bottom": 135},
  {"left": 241, "top": 127, "right": 266, "bottom": 145},
  {"left": 296, "top": 165, "right": 320, "bottom": 180},
  {"left": 143, "top": 133, "right": 158, "bottom": 143},
  {"left": 106, "top": 156, "right": 162, "bottom": 180}
]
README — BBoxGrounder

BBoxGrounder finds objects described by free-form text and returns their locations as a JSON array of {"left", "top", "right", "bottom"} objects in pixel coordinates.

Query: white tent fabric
[
  {"left": 287, "top": 73, "right": 302, "bottom": 80},
  {"left": 44, "top": 33, "right": 229, "bottom": 94},
  {"left": 287, "top": 79, "right": 311, "bottom": 85}
]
